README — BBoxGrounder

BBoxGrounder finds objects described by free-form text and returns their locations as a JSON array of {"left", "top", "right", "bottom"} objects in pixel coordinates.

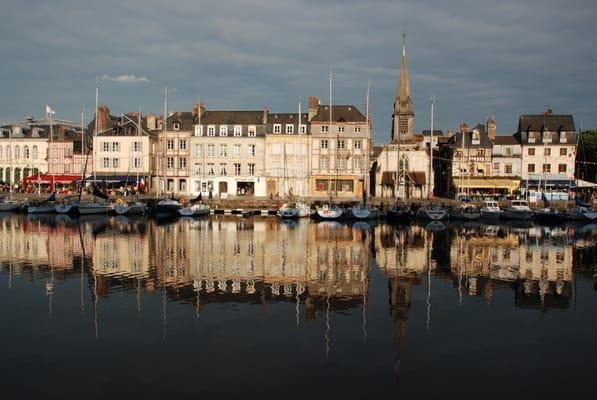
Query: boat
[
  {"left": 0, "top": 195, "right": 21, "bottom": 212},
  {"left": 55, "top": 197, "right": 80, "bottom": 214},
  {"left": 27, "top": 192, "right": 57, "bottom": 214},
  {"left": 533, "top": 207, "right": 566, "bottom": 223},
  {"left": 451, "top": 204, "right": 481, "bottom": 220},
  {"left": 480, "top": 200, "right": 503, "bottom": 219},
  {"left": 156, "top": 198, "right": 183, "bottom": 214},
  {"left": 178, "top": 203, "right": 210, "bottom": 217},
  {"left": 78, "top": 202, "right": 112, "bottom": 214},
  {"left": 113, "top": 201, "right": 147, "bottom": 215},
  {"left": 503, "top": 199, "right": 532, "bottom": 220},
  {"left": 386, "top": 203, "right": 414, "bottom": 222},
  {"left": 567, "top": 197, "right": 597, "bottom": 221},
  {"left": 279, "top": 201, "right": 310, "bottom": 218},
  {"left": 348, "top": 203, "right": 380, "bottom": 220},
  {"left": 316, "top": 203, "right": 344, "bottom": 220},
  {"left": 416, "top": 204, "right": 449, "bottom": 220}
]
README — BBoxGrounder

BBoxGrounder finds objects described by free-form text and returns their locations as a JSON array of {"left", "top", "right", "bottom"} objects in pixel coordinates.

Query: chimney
[
  {"left": 263, "top": 106, "right": 269, "bottom": 124},
  {"left": 192, "top": 101, "right": 206, "bottom": 119},
  {"left": 447, "top": 128, "right": 454, "bottom": 138},
  {"left": 58, "top": 125, "right": 65, "bottom": 141},
  {"left": 308, "top": 96, "right": 319, "bottom": 121},
  {"left": 156, "top": 116, "right": 164, "bottom": 131},
  {"left": 97, "top": 105, "right": 110, "bottom": 132},
  {"left": 487, "top": 117, "right": 496, "bottom": 140},
  {"left": 146, "top": 113, "right": 156, "bottom": 130}
]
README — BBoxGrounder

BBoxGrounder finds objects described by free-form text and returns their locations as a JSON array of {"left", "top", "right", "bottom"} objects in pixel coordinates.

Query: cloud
[{"left": 102, "top": 74, "right": 150, "bottom": 83}]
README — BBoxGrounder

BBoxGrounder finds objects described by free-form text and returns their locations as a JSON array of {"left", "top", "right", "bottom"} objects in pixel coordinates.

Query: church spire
[{"left": 391, "top": 31, "right": 415, "bottom": 143}]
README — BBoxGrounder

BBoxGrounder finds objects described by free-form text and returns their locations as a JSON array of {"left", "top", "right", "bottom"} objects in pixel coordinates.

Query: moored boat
[
  {"left": 451, "top": 204, "right": 481, "bottom": 220},
  {"left": 178, "top": 203, "right": 210, "bottom": 217},
  {"left": 113, "top": 201, "right": 147, "bottom": 216},
  {"left": 316, "top": 203, "right": 343, "bottom": 220},
  {"left": 503, "top": 200, "right": 532, "bottom": 220},
  {"left": 533, "top": 207, "right": 566, "bottom": 223},
  {"left": 480, "top": 200, "right": 503, "bottom": 219},
  {"left": 279, "top": 201, "right": 311, "bottom": 219},
  {"left": 156, "top": 198, "right": 183, "bottom": 214},
  {"left": 386, "top": 203, "right": 414, "bottom": 222},
  {"left": 78, "top": 202, "right": 112, "bottom": 214},
  {"left": 0, "top": 196, "right": 21, "bottom": 212},
  {"left": 416, "top": 204, "right": 448, "bottom": 220},
  {"left": 348, "top": 204, "right": 380, "bottom": 220}
]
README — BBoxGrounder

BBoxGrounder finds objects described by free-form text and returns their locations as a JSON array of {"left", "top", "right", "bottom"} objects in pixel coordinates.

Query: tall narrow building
[{"left": 391, "top": 33, "right": 414, "bottom": 143}]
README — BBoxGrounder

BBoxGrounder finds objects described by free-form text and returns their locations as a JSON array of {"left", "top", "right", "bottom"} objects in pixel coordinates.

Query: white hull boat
[
  {"left": 279, "top": 202, "right": 310, "bottom": 219},
  {"left": 480, "top": 201, "right": 503, "bottom": 219},
  {"left": 416, "top": 205, "right": 448, "bottom": 220},
  {"left": 78, "top": 202, "right": 112, "bottom": 214},
  {"left": 316, "top": 204, "right": 343, "bottom": 220},
  {"left": 114, "top": 202, "right": 146, "bottom": 215},
  {"left": 349, "top": 205, "right": 380, "bottom": 220},
  {"left": 503, "top": 200, "right": 532, "bottom": 220},
  {"left": 0, "top": 201, "right": 21, "bottom": 212},
  {"left": 55, "top": 203, "right": 79, "bottom": 214},
  {"left": 178, "top": 204, "right": 210, "bottom": 217},
  {"left": 28, "top": 204, "right": 57, "bottom": 214}
]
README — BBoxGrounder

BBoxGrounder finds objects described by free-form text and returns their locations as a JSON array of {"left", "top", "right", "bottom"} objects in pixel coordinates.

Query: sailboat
[
  {"left": 349, "top": 83, "right": 379, "bottom": 221},
  {"left": 27, "top": 191, "right": 57, "bottom": 214},
  {"left": 316, "top": 70, "right": 343, "bottom": 221},
  {"left": 279, "top": 100, "right": 311, "bottom": 219},
  {"left": 567, "top": 196, "right": 597, "bottom": 221},
  {"left": 416, "top": 98, "right": 448, "bottom": 221},
  {"left": 533, "top": 193, "right": 565, "bottom": 223}
]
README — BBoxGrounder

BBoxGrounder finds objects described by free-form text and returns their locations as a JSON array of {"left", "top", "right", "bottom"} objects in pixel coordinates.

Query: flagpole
[{"left": 49, "top": 105, "right": 54, "bottom": 193}]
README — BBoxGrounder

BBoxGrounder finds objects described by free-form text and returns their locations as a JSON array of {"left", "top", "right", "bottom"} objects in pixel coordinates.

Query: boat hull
[
  {"left": 114, "top": 203, "right": 146, "bottom": 215},
  {"left": 0, "top": 202, "right": 21, "bottom": 212},
  {"left": 178, "top": 205, "right": 210, "bottom": 217},
  {"left": 279, "top": 204, "right": 310, "bottom": 219},
  {"left": 480, "top": 210, "right": 502, "bottom": 219},
  {"left": 55, "top": 204, "right": 79, "bottom": 214},
  {"left": 417, "top": 207, "right": 448, "bottom": 220},
  {"left": 349, "top": 207, "right": 380, "bottom": 220},
  {"left": 27, "top": 205, "right": 57, "bottom": 214},
  {"left": 78, "top": 204, "right": 112, "bottom": 214},
  {"left": 316, "top": 207, "right": 343, "bottom": 220},
  {"left": 503, "top": 209, "right": 532, "bottom": 220}
]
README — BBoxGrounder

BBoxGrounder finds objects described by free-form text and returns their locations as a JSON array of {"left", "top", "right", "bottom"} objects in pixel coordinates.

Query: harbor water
[{"left": 0, "top": 213, "right": 596, "bottom": 399}]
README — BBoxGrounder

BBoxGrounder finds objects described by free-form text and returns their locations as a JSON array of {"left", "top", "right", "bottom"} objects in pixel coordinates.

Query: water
[{"left": 0, "top": 214, "right": 595, "bottom": 399}]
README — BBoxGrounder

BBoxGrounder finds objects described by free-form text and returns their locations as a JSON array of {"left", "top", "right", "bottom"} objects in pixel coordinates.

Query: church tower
[{"left": 391, "top": 32, "right": 414, "bottom": 143}]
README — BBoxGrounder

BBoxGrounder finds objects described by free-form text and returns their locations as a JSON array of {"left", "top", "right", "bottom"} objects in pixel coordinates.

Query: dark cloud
[{"left": 1, "top": 0, "right": 595, "bottom": 143}]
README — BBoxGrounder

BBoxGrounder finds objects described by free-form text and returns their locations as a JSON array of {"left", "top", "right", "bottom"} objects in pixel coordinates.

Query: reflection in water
[{"left": 0, "top": 214, "right": 595, "bottom": 395}]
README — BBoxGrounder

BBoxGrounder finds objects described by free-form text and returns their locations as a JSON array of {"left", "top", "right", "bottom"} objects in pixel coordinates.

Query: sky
[{"left": 1, "top": 0, "right": 596, "bottom": 144}]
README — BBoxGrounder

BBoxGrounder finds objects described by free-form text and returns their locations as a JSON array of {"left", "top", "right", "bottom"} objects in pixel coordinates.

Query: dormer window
[
  {"left": 219, "top": 125, "right": 228, "bottom": 136},
  {"left": 285, "top": 124, "right": 294, "bottom": 134},
  {"left": 234, "top": 125, "right": 242, "bottom": 137},
  {"left": 173, "top": 122, "right": 180, "bottom": 131},
  {"left": 338, "top": 126, "right": 345, "bottom": 133},
  {"left": 273, "top": 124, "right": 282, "bottom": 134},
  {"left": 248, "top": 126, "right": 256, "bottom": 137},
  {"left": 560, "top": 132, "right": 567, "bottom": 143},
  {"left": 321, "top": 126, "right": 329, "bottom": 133},
  {"left": 194, "top": 125, "right": 203, "bottom": 136},
  {"left": 299, "top": 124, "right": 307, "bottom": 134},
  {"left": 207, "top": 125, "right": 215, "bottom": 136},
  {"left": 528, "top": 132, "right": 536, "bottom": 143},
  {"left": 543, "top": 131, "right": 552, "bottom": 143},
  {"left": 472, "top": 130, "right": 480, "bottom": 144},
  {"left": 354, "top": 126, "right": 361, "bottom": 133}
]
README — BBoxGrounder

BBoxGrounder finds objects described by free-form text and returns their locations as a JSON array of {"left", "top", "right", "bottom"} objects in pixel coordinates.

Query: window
[
  {"left": 133, "top": 141, "right": 142, "bottom": 152},
  {"left": 321, "top": 140, "right": 328, "bottom": 149},
  {"left": 179, "top": 139, "right": 187, "bottom": 150},
  {"left": 321, "top": 126, "right": 329, "bottom": 133},
  {"left": 220, "top": 163, "right": 227, "bottom": 176},
  {"left": 249, "top": 144, "right": 256, "bottom": 157},
  {"left": 195, "top": 144, "right": 202, "bottom": 157},
  {"left": 220, "top": 144, "right": 227, "bottom": 157},
  {"left": 133, "top": 158, "right": 142, "bottom": 168},
  {"left": 319, "top": 157, "right": 329, "bottom": 171},
  {"left": 207, "top": 163, "right": 215, "bottom": 175},
  {"left": 194, "top": 163, "right": 201, "bottom": 175},
  {"left": 112, "top": 142, "right": 119, "bottom": 152},
  {"left": 560, "top": 132, "right": 567, "bottom": 143},
  {"left": 354, "top": 126, "right": 361, "bottom": 133},
  {"left": 300, "top": 143, "right": 307, "bottom": 155},
  {"left": 167, "top": 140, "right": 174, "bottom": 150},
  {"left": 207, "top": 144, "right": 214, "bottom": 157},
  {"left": 354, "top": 140, "right": 362, "bottom": 150},
  {"left": 528, "top": 163, "right": 535, "bottom": 173},
  {"left": 337, "top": 139, "right": 345, "bottom": 149},
  {"left": 24, "top": 146, "right": 29, "bottom": 159},
  {"left": 207, "top": 126, "right": 215, "bottom": 136},
  {"left": 558, "top": 164, "right": 567, "bottom": 173},
  {"left": 505, "top": 164, "right": 513, "bottom": 174},
  {"left": 560, "top": 148, "right": 567, "bottom": 156},
  {"left": 173, "top": 122, "right": 180, "bottom": 131},
  {"left": 248, "top": 163, "right": 255, "bottom": 176},
  {"left": 503, "top": 147, "right": 512, "bottom": 156},
  {"left": 234, "top": 163, "right": 241, "bottom": 176},
  {"left": 544, "top": 148, "right": 551, "bottom": 156},
  {"left": 103, "top": 157, "right": 110, "bottom": 168},
  {"left": 234, "top": 125, "right": 242, "bottom": 136},
  {"left": 103, "top": 142, "right": 110, "bottom": 152},
  {"left": 13, "top": 146, "right": 19, "bottom": 158},
  {"left": 528, "top": 148, "right": 535, "bottom": 156},
  {"left": 112, "top": 158, "right": 119, "bottom": 168},
  {"left": 248, "top": 126, "right": 256, "bottom": 137},
  {"left": 285, "top": 143, "right": 293, "bottom": 154},
  {"left": 528, "top": 132, "right": 536, "bottom": 142},
  {"left": 233, "top": 144, "right": 241, "bottom": 157},
  {"left": 299, "top": 124, "right": 307, "bottom": 134},
  {"left": 194, "top": 125, "right": 203, "bottom": 136},
  {"left": 338, "top": 126, "right": 344, "bottom": 133},
  {"left": 167, "top": 157, "right": 174, "bottom": 169},
  {"left": 285, "top": 124, "right": 294, "bottom": 134},
  {"left": 542, "top": 163, "right": 551, "bottom": 173},
  {"left": 219, "top": 125, "right": 228, "bottom": 136},
  {"left": 179, "top": 157, "right": 187, "bottom": 169},
  {"left": 543, "top": 131, "right": 551, "bottom": 142},
  {"left": 493, "top": 162, "right": 500, "bottom": 171},
  {"left": 273, "top": 124, "right": 282, "bottom": 134},
  {"left": 338, "top": 158, "right": 345, "bottom": 171},
  {"left": 32, "top": 146, "right": 38, "bottom": 159},
  {"left": 272, "top": 143, "right": 281, "bottom": 155}
]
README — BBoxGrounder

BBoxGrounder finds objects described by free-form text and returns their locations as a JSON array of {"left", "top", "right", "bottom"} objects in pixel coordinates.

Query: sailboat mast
[
  {"left": 160, "top": 84, "right": 168, "bottom": 197},
  {"left": 94, "top": 81, "right": 98, "bottom": 183},
  {"left": 298, "top": 99, "right": 302, "bottom": 197},
  {"left": 137, "top": 105, "right": 141, "bottom": 190},
  {"left": 365, "top": 82, "right": 370, "bottom": 205},
  {"left": 328, "top": 69, "right": 333, "bottom": 200},
  {"left": 460, "top": 121, "right": 465, "bottom": 200},
  {"left": 429, "top": 97, "right": 434, "bottom": 199},
  {"left": 81, "top": 107, "right": 85, "bottom": 183}
]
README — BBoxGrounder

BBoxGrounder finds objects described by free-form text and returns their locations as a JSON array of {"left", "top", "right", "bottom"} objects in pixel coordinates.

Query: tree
[{"left": 576, "top": 130, "right": 597, "bottom": 183}]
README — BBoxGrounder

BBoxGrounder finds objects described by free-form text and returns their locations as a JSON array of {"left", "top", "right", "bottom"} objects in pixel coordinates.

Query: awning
[
  {"left": 21, "top": 174, "right": 83, "bottom": 185},
  {"left": 381, "top": 171, "right": 395, "bottom": 186},
  {"left": 407, "top": 171, "right": 426, "bottom": 186},
  {"left": 453, "top": 177, "right": 520, "bottom": 190},
  {"left": 522, "top": 179, "right": 576, "bottom": 189},
  {"left": 81, "top": 175, "right": 142, "bottom": 184},
  {"left": 576, "top": 179, "right": 597, "bottom": 188}
]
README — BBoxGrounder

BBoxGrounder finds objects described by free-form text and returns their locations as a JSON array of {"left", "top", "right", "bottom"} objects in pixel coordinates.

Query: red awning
[{"left": 22, "top": 174, "right": 83, "bottom": 185}]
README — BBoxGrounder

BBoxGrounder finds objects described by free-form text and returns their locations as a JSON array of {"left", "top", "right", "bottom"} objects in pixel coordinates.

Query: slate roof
[
  {"left": 421, "top": 129, "right": 444, "bottom": 136},
  {"left": 266, "top": 113, "right": 309, "bottom": 134},
  {"left": 517, "top": 114, "right": 575, "bottom": 132},
  {"left": 197, "top": 110, "right": 265, "bottom": 126},
  {"left": 167, "top": 112, "right": 194, "bottom": 131},
  {"left": 310, "top": 105, "right": 366, "bottom": 123},
  {"left": 492, "top": 135, "right": 520, "bottom": 145},
  {"left": 446, "top": 126, "right": 493, "bottom": 149}
]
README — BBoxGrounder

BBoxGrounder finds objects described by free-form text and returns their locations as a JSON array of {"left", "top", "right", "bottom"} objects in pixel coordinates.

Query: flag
[
  {"left": 139, "top": 177, "right": 145, "bottom": 190},
  {"left": 47, "top": 192, "right": 56, "bottom": 202},
  {"left": 45, "top": 105, "right": 55, "bottom": 115},
  {"left": 92, "top": 185, "right": 109, "bottom": 200}
]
